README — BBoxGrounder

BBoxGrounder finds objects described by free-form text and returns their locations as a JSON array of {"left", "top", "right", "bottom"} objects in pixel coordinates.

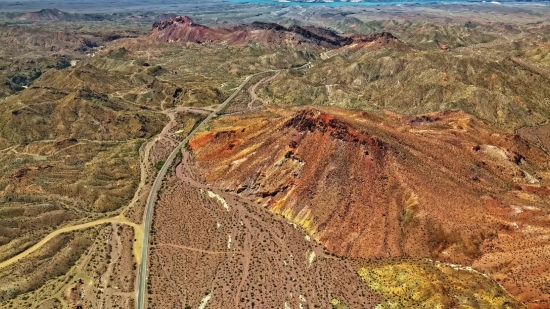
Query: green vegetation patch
[{"left": 154, "top": 161, "right": 165, "bottom": 171}]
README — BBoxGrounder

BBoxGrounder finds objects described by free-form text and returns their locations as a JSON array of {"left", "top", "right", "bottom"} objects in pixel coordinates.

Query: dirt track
[
  {"left": 0, "top": 104, "right": 212, "bottom": 272},
  {"left": 0, "top": 215, "right": 143, "bottom": 270}
]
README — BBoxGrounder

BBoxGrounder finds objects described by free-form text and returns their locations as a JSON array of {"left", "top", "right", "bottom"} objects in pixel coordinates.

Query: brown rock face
[
  {"left": 150, "top": 16, "right": 225, "bottom": 43},
  {"left": 153, "top": 15, "right": 195, "bottom": 30},
  {"left": 148, "top": 16, "right": 398, "bottom": 49},
  {"left": 350, "top": 31, "right": 397, "bottom": 43},
  {"left": 189, "top": 106, "right": 550, "bottom": 308}
]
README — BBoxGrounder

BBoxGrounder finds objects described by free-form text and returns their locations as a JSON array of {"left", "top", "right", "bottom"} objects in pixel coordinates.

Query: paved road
[{"left": 136, "top": 70, "right": 275, "bottom": 309}]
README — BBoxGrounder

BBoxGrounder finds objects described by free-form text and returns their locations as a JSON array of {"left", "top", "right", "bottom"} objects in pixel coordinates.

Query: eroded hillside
[
  {"left": 190, "top": 106, "right": 550, "bottom": 307},
  {"left": 1, "top": 5, "right": 550, "bottom": 308}
]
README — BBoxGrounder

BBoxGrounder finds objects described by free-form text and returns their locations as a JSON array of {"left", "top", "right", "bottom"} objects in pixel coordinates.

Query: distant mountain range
[
  {"left": 15, "top": 8, "right": 110, "bottom": 21},
  {"left": 0, "top": 8, "right": 180, "bottom": 23},
  {"left": 147, "top": 15, "right": 398, "bottom": 49}
]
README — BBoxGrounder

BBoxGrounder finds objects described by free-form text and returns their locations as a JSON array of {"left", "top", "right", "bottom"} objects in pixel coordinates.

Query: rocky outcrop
[
  {"left": 350, "top": 31, "right": 397, "bottom": 43},
  {"left": 150, "top": 16, "right": 225, "bottom": 43}
]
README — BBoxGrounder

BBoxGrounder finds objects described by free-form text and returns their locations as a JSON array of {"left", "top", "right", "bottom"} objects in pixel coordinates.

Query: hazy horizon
[
  {"left": 0, "top": 0, "right": 234, "bottom": 13},
  {"left": 1, "top": 0, "right": 548, "bottom": 13}
]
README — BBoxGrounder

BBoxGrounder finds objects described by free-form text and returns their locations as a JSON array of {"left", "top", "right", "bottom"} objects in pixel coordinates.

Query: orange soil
[{"left": 189, "top": 106, "right": 550, "bottom": 308}]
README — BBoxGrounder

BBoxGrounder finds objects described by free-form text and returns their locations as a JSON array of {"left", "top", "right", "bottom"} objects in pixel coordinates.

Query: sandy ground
[{"left": 146, "top": 148, "right": 382, "bottom": 308}]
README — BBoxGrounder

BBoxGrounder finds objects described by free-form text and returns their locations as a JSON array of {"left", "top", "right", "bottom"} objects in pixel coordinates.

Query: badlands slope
[{"left": 190, "top": 106, "right": 550, "bottom": 308}]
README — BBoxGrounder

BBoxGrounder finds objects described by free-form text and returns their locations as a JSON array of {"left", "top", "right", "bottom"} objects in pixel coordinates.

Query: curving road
[
  {"left": 0, "top": 215, "right": 142, "bottom": 270},
  {"left": 136, "top": 70, "right": 276, "bottom": 309}
]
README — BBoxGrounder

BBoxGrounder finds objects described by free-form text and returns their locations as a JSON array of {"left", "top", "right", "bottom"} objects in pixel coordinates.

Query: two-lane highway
[{"left": 136, "top": 70, "right": 275, "bottom": 309}]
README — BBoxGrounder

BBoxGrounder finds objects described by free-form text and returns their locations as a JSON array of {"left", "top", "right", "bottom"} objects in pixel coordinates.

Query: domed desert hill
[
  {"left": 17, "top": 8, "right": 109, "bottom": 22},
  {"left": 148, "top": 15, "right": 402, "bottom": 49},
  {"left": 18, "top": 9, "right": 70, "bottom": 21},
  {"left": 189, "top": 106, "right": 550, "bottom": 308},
  {"left": 149, "top": 16, "right": 225, "bottom": 44}
]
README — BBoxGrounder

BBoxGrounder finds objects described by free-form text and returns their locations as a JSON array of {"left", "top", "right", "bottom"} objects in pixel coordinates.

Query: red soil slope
[{"left": 189, "top": 106, "right": 550, "bottom": 308}]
